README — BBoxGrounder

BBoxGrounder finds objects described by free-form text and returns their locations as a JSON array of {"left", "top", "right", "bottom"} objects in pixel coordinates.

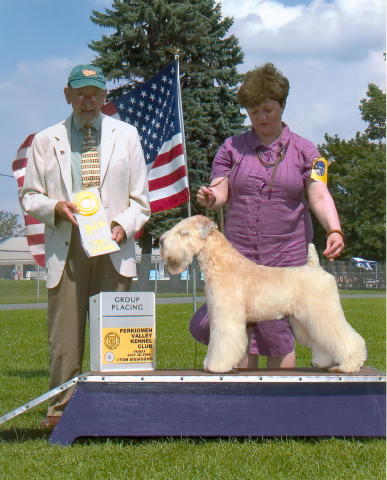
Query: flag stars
[{"left": 107, "top": 64, "right": 180, "bottom": 167}]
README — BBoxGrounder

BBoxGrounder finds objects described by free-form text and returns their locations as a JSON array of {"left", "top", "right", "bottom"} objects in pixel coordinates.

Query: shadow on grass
[
  {"left": 74, "top": 435, "right": 382, "bottom": 446},
  {"left": 1, "top": 428, "right": 382, "bottom": 445}
]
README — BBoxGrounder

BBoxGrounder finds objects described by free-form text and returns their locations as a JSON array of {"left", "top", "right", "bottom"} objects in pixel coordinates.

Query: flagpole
[
  {"left": 175, "top": 53, "right": 192, "bottom": 219},
  {"left": 174, "top": 53, "right": 197, "bottom": 315}
]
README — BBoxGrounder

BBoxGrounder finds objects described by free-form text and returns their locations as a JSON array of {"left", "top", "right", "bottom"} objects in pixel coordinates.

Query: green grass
[{"left": 0, "top": 299, "right": 385, "bottom": 480}]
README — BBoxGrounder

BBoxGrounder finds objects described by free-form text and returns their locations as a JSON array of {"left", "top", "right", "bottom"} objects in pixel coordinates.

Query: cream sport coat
[{"left": 21, "top": 114, "right": 150, "bottom": 288}]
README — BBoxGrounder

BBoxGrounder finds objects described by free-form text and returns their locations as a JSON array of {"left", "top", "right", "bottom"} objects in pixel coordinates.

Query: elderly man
[{"left": 21, "top": 64, "right": 150, "bottom": 427}]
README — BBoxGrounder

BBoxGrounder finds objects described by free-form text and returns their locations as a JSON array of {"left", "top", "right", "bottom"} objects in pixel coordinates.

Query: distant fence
[
  {"left": 0, "top": 256, "right": 385, "bottom": 298},
  {"left": 135, "top": 257, "right": 385, "bottom": 293},
  {"left": 322, "top": 260, "right": 385, "bottom": 290}
]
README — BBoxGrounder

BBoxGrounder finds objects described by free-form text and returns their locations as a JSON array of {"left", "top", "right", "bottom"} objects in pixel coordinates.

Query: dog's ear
[{"left": 198, "top": 222, "right": 217, "bottom": 239}]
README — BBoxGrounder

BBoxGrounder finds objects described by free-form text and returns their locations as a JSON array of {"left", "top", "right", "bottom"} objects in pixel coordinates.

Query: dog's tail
[{"left": 306, "top": 243, "right": 320, "bottom": 267}]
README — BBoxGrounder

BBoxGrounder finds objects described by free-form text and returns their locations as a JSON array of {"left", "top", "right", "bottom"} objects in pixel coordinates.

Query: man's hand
[
  {"left": 111, "top": 222, "right": 127, "bottom": 244},
  {"left": 55, "top": 201, "right": 79, "bottom": 226}
]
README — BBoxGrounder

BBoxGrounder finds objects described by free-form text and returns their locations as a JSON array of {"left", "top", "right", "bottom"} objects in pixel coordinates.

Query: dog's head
[{"left": 159, "top": 215, "right": 217, "bottom": 274}]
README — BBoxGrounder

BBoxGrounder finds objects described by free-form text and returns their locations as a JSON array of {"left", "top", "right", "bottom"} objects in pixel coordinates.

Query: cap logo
[{"left": 82, "top": 69, "right": 97, "bottom": 77}]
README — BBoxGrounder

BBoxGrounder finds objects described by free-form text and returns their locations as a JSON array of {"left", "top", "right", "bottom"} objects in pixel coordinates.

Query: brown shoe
[{"left": 40, "top": 416, "right": 61, "bottom": 428}]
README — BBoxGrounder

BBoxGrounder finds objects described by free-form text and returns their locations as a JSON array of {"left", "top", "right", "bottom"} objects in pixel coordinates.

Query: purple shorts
[{"left": 189, "top": 303, "right": 294, "bottom": 357}]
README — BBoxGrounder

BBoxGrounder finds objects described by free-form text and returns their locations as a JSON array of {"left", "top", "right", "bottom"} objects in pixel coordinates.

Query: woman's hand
[
  {"left": 324, "top": 231, "right": 345, "bottom": 261},
  {"left": 197, "top": 186, "right": 216, "bottom": 208},
  {"left": 196, "top": 177, "right": 228, "bottom": 210}
]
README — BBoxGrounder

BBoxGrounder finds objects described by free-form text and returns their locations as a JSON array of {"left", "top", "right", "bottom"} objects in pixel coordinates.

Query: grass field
[{"left": 0, "top": 298, "right": 385, "bottom": 479}]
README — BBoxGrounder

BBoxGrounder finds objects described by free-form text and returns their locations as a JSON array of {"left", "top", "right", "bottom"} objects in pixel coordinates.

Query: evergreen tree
[
  {"left": 316, "top": 85, "right": 386, "bottom": 261},
  {"left": 90, "top": 0, "right": 245, "bottom": 246}
]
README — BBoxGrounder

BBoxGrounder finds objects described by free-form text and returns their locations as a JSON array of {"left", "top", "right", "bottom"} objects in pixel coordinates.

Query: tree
[
  {"left": 359, "top": 83, "right": 386, "bottom": 140},
  {"left": 90, "top": 0, "right": 245, "bottom": 246},
  {"left": 317, "top": 85, "right": 386, "bottom": 261},
  {"left": 0, "top": 210, "right": 24, "bottom": 237}
]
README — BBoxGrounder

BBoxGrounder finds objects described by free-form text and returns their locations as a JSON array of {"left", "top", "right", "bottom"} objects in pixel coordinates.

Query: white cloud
[
  {"left": 222, "top": 0, "right": 385, "bottom": 60},
  {"left": 219, "top": 0, "right": 385, "bottom": 144}
]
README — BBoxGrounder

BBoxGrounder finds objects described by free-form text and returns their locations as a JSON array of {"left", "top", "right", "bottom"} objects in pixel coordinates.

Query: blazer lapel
[
  {"left": 53, "top": 116, "right": 72, "bottom": 196},
  {"left": 100, "top": 115, "right": 116, "bottom": 187}
]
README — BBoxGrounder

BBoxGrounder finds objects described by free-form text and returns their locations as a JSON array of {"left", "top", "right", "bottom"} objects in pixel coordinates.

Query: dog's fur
[{"left": 160, "top": 215, "right": 367, "bottom": 373}]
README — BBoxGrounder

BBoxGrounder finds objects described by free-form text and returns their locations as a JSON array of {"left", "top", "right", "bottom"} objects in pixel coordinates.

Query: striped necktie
[{"left": 81, "top": 126, "right": 100, "bottom": 189}]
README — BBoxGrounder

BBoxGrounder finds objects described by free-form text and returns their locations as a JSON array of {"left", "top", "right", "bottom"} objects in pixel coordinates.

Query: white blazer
[{"left": 21, "top": 114, "right": 151, "bottom": 288}]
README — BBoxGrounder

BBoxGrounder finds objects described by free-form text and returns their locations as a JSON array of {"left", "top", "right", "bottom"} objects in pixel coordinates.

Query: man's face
[{"left": 64, "top": 86, "right": 106, "bottom": 125}]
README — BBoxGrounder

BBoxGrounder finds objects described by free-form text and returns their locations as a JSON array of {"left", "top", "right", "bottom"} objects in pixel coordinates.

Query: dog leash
[{"left": 259, "top": 138, "right": 290, "bottom": 200}]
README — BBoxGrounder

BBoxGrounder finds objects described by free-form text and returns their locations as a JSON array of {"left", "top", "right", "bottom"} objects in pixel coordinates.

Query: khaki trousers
[{"left": 47, "top": 227, "right": 132, "bottom": 416}]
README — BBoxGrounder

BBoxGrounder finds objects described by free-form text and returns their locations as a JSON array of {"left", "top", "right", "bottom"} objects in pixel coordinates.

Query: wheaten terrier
[{"left": 160, "top": 215, "right": 367, "bottom": 373}]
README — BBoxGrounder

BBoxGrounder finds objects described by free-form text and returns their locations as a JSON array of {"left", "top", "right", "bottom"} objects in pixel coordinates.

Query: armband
[{"left": 311, "top": 157, "right": 328, "bottom": 184}]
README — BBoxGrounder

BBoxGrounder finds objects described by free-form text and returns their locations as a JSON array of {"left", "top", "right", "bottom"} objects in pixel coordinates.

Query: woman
[{"left": 191, "top": 63, "right": 345, "bottom": 369}]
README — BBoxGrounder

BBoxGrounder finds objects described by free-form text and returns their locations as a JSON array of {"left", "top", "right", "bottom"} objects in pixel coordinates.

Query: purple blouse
[{"left": 211, "top": 124, "right": 320, "bottom": 267}]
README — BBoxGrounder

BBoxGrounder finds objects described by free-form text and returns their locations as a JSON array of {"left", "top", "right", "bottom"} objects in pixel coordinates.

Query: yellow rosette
[{"left": 73, "top": 190, "right": 100, "bottom": 216}]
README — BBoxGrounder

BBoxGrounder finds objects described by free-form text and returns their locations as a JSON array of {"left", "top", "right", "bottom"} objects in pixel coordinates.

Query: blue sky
[{"left": 0, "top": 0, "right": 385, "bottom": 215}]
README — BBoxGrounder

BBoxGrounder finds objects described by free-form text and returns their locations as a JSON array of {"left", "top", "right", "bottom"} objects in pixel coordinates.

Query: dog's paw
[
  {"left": 312, "top": 352, "right": 334, "bottom": 370},
  {"left": 328, "top": 361, "right": 363, "bottom": 373},
  {"left": 203, "top": 357, "right": 235, "bottom": 374}
]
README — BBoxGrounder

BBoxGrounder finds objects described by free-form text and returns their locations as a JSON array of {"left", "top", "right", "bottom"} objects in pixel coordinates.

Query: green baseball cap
[{"left": 67, "top": 64, "right": 106, "bottom": 89}]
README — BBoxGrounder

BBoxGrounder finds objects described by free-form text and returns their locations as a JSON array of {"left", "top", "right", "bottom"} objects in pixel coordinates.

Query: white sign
[{"left": 89, "top": 292, "right": 156, "bottom": 372}]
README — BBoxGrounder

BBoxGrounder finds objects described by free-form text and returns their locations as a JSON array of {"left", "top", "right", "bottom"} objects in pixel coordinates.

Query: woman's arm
[
  {"left": 306, "top": 179, "right": 345, "bottom": 260},
  {"left": 196, "top": 177, "right": 229, "bottom": 210}
]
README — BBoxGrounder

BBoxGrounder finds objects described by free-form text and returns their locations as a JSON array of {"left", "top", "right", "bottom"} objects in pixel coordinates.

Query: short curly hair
[{"left": 236, "top": 63, "right": 289, "bottom": 109}]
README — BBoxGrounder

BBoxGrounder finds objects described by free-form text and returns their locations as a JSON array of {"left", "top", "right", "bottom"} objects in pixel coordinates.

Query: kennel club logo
[{"left": 104, "top": 332, "right": 120, "bottom": 350}]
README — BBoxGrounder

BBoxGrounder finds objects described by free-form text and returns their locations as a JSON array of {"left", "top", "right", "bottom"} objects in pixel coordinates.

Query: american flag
[
  {"left": 12, "top": 61, "right": 189, "bottom": 267},
  {"left": 12, "top": 134, "right": 45, "bottom": 267},
  {"left": 102, "top": 61, "right": 189, "bottom": 213}
]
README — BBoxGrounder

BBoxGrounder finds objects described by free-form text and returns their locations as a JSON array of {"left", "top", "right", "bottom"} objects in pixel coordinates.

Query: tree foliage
[
  {"left": 359, "top": 83, "right": 386, "bottom": 140},
  {"left": 317, "top": 84, "right": 386, "bottom": 261},
  {"left": 0, "top": 210, "right": 24, "bottom": 237},
  {"left": 90, "top": 0, "right": 245, "bottom": 246}
]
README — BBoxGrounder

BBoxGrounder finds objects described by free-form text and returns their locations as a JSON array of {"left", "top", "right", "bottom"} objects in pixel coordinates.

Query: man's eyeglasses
[
  {"left": 74, "top": 93, "right": 104, "bottom": 102},
  {"left": 75, "top": 94, "right": 102, "bottom": 103}
]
